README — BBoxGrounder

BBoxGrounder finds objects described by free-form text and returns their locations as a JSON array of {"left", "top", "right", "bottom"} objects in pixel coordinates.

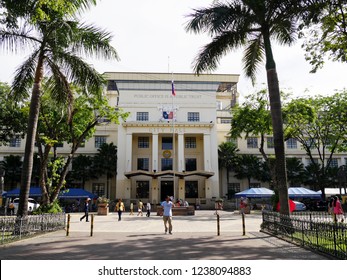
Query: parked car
[
  {"left": 12, "top": 198, "right": 40, "bottom": 214},
  {"left": 293, "top": 201, "right": 307, "bottom": 211}
]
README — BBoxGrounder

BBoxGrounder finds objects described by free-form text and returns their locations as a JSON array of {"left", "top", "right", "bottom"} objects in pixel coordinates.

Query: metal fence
[
  {"left": 0, "top": 213, "right": 66, "bottom": 244},
  {"left": 261, "top": 211, "right": 347, "bottom": 260}
]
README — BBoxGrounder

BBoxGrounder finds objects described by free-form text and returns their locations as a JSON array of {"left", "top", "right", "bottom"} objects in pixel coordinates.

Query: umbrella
[
  {"left": 234, "top": 187, "right": 275, "bottom": 198},
  {"left": 276, "top": 199, "right": 296, "bottom": 212}
]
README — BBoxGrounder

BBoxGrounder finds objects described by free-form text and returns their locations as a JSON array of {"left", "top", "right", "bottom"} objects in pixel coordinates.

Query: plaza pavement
[{"left": 0, "top": 210, "right": 328, "bottom": 260}]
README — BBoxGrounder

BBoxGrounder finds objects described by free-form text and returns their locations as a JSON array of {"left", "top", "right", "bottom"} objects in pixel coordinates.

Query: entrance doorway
[{"left": 160, "top": 181, "right": 174, "bottom": 202}]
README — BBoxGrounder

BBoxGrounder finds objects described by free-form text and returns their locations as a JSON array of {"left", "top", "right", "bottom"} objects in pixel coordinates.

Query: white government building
[{"left": 1, "top": 71, "right": 346, "bottom": 207}]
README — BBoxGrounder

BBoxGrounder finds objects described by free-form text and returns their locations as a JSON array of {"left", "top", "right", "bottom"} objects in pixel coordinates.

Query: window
[
  {"left": 162, "top": 137, "right": 173, "bottom": 150},
  {"left": 136, "top": 181, "right": 149, "bottom": 198},
  {"left": 137, "top": 158, "right": 149, "bottom": 171},
  {"left": 220, "top": 118, "right": 232, "bottom": 124},
  {"left": 107, "top": 80, "right": 118, "bottom": 91},
  {"left": 137, "top": 112, "right": 149, "bottom": 121},
  {"left": 188, "top": 112, "right": 200, "bottom": 122},
  {"left": 92, "top": 183, "right": 105, "bottom": 197},
  {"left": 286, "top": 138, "right": 297, "bottom": 149},
  {"left": 249, "top": 183, "right": 261, "bottom": 188},
  {"left": 161, "top": 158, "right": 173, "bottom": 171},
  {"left": 247, "top": 137, "right": 258, "bottom": 149},
  {"left": 227, "top": 183, "right": 240, "bottom": 199},
  {"left": 138, "top": 137, "right": 149, "bottom": 148},
  {"left": 185, "top": 137, "right": 196, "bottom": 148},
  {"left": 330, "top": 158, "right": 338, "bottom": 168},
  {"left": 9, "top": 137, "right": 21, "bottom": 147},
  {"left": 185, "top": 158, "right": 197, "bottom": 171},
  {"left": 267, "top": 137, "right": 274, "bottom": 149},
  {"left": 185, "top": 181, "right": 198, "bottom": 198},
  {"left": 54, "top": 142, "right": 64, "bottom": 148},
  {"left": 95, "top": 136, "right": 107, "bottom": 148}
]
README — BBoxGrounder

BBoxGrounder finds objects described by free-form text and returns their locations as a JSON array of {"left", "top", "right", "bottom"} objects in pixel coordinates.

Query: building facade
[{"left": 105, "top": 72, "right": 239, "bottom": 206}]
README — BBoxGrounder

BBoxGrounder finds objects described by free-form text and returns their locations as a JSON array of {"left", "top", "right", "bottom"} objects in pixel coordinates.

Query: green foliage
[{"left": 34, "top": 200, "right": 63, "bottom": 214}]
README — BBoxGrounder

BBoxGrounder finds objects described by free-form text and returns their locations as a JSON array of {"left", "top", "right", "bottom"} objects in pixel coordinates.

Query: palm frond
[
  {"left": 11, "top": 51, "right": 38, "bottom": 100},
  {"left": 242, "top": 36, "right": 264, "bottom": 84},
  {"left": 193, "top": 30, "right": 246, "bottom": 74},
  {"left": 0, "top": 25, "right": 41, "bottom": 53},
  {"left": 271, "top": 18, "right": 297, "bottom": 45},
  {"left": 70, "top": 23, "right": 119, "bottom": 60}
]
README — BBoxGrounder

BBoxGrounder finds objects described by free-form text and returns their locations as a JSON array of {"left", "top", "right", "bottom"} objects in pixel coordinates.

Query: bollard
[
  {"left": 217, "top": 213, "right": 220, "bottom": 236},
  {"left": 90, "top": 214, "right": 94, "bottom": 237},
  {"left": 66, "top": 214, "right": 70, "bottom": 237},
  {"left": 242, "top": 213, "right": 245, "bottom": 236}
]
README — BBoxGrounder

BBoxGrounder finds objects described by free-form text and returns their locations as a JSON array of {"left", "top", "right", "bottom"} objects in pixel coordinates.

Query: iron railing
[
  {"left": 0, "top": 213, "right": 66, "bottom": 244},
  {"left": 262, "top": 211, "right": 347, "bottom": 260}
]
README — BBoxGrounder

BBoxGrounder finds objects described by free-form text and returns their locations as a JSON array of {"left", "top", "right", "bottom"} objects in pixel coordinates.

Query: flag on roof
[
  {"left": 171, "top": 80, "right": 176, "bottom": 96},
  {"left": 163, "top": 111, "right": 173, "bottom": 119}
]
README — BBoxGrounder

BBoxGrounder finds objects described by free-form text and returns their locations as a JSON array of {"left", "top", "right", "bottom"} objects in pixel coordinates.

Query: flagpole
[{"left": 171, "top": 73, "right": 176, "bottom": 201}]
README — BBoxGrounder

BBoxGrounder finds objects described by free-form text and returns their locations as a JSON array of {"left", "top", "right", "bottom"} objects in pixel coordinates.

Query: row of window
[
  {"left": 8, "top": 136, "right": 108, "bottom": 149},
  {"left": 137, "top": 158, "right": 197, "bottom": 171},
  {"left": 246, "top": 137, "right": 312, "bottom": 150},
  {"left": 136, "top": 112, "right": 200, "bottom": 122},
  {"left": 138, "top": 136, "right": 196, "bottom": 149},
  {"left": 135, "top": 181, "right": 199, "bottom": 199}
]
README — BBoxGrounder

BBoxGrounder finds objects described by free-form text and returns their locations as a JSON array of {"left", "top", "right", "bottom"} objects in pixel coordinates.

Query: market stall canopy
[
  {"left": 288, "top": 187, "right": 321, "bottom": 199},
  {"left": 3, "top": 188, "right": 97, "bottom": 199},
  {"left": 59, "top": 188, "right": 98, "bottom": 199},
  {"left": 320, "top": 188, "right": 347, "bottom": 196},
  {"left": 2, "top": 187, "right": 42, "bottom": 198},
  {"left": 234, "top": 187, "right": 275, "bottom": 198}
]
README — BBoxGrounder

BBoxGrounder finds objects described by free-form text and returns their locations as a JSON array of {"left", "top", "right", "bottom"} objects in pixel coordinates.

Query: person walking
[
  {"left": 115, "top": 198, "right": 125, "bottom": 221},
  {"left": 80, "top": 198, "right": 91, "bottom": 222},
  {"left": 137, "top": 199, "right": 144, "bottom": 216},
  {"left": 162, "top": 196, "right": 174, "bottom": 234},
  {"left": 333, "top": 196, "right": 344, "bottom": 223},
  {"left": 146, "top": 201, "right": 151, "bottom": 217},
  {"left": 129, "top": 202, "right": 134, "bottom": 215}
]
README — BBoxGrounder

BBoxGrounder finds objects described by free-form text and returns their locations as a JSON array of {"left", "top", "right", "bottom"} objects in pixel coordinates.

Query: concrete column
[
  {"left": 178, "top": 133, "right": 184, "bottom": 171},
  {"left": 203, "top": 133, "right": 211, "bottom": 171},
  {"left": 152, "top": 133, "right": 159, "bottom": 172},
  {"left": 125, "top": 133, "right": 133, "bottom": 172},
  {"left": 178, "top": 178, "right": 185, "bottom": 200},
  {"left": 151, "top": 178, "right": 159, "bottom": 204}
]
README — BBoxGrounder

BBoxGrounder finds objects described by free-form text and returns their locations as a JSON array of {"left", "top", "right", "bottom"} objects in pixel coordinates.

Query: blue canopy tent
[
  {"left": 3, "top": 187, "right": 97, "bottom": 199},
  {"left": 288, "top": 187, "right": 321, "bottom": 199},
  {"left": 234, "top": 187, "right": 275, "bottom": 198},
  {"left": 2, "top": 187, "right": 42, "bottom": 198},
  {"left": 59, "top": 188, "right": 97, "bottom": 199}
]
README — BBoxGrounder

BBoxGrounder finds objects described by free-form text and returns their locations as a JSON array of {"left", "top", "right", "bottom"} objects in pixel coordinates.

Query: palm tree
[
  {"left": 233, "top": 154, "right": 262, "bottom": 187},
  {"left": 69, "top": 155, "right": 96, "bottom": 190},
  {"left": 94, "top": 143, "right": 118, "bottom": 199},
  {"left": 185, "top": 0, "right": 301, "bottom": 214},
  {"left": 218, "top": 141, "right": 239, "bottom": 196},
  {"left": 0, "top": 2, "right": 118, "bottom": 217}
]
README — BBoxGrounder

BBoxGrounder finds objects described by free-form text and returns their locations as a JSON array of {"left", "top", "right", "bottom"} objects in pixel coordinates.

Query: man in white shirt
[{"left": 162, "top": 195, "right": 174, "bottom": 234}]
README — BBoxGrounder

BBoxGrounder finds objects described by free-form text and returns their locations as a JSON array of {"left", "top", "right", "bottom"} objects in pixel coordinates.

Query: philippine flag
[
  {"left": 171, "top": 80, "right": 176, "bottom": 96},
  {"left": 163, "top": 111, "right": 173, "bottom": 119}
]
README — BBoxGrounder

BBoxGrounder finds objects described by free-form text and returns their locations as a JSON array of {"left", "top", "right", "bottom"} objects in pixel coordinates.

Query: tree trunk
[
  {"left": 17, "top": 55, "right": 44, "bottom": 217},
  {"left": 263, "top": 33, "right": 289, "bottom": 215}
]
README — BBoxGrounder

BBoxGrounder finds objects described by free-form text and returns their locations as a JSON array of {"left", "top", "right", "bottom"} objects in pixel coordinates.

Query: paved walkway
[{"left": 0, "top": 210, "right": 328, "bottom": 260}]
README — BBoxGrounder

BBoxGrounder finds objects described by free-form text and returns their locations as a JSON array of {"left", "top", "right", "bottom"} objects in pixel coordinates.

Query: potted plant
[{"left": 97, "top": 196, "right": 110, "bottom": 215}]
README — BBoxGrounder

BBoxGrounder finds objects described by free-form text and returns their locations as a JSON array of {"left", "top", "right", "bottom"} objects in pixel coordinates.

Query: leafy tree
[
  {"left": 283, "top": 92, "right": 347, "bottom": 198},
  {"left": 286, "top": 157, "right": 307, "bottom": 187},
  {"left": 185, "top": 0, "right": 300, "bottom": 214},
  {"left": 300, "top": 1, "right": 347, "bottom": 73},
  {"left": 35, "top": 87, "right": 128, "bottom": 206},
  {"left": 94, "top": 142, "right": 118, "bottom": 199},
  {"left": 0, "top": 82, "right": 27, "bottom": 145},
  {"left": 2, "top": 155, "right": 22, "bottom": 190},
  {"left": 218, "top": 141, "right": 239, "bottom": 195},
  {"left": 233, "top": 154, "right": 262, "bottom": 187},
  {"left": 0, "top": 1, "right": 118, "bottom": 216},
  {"left": 68, "top": 155, "right": 96, "bottom": 190}
]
